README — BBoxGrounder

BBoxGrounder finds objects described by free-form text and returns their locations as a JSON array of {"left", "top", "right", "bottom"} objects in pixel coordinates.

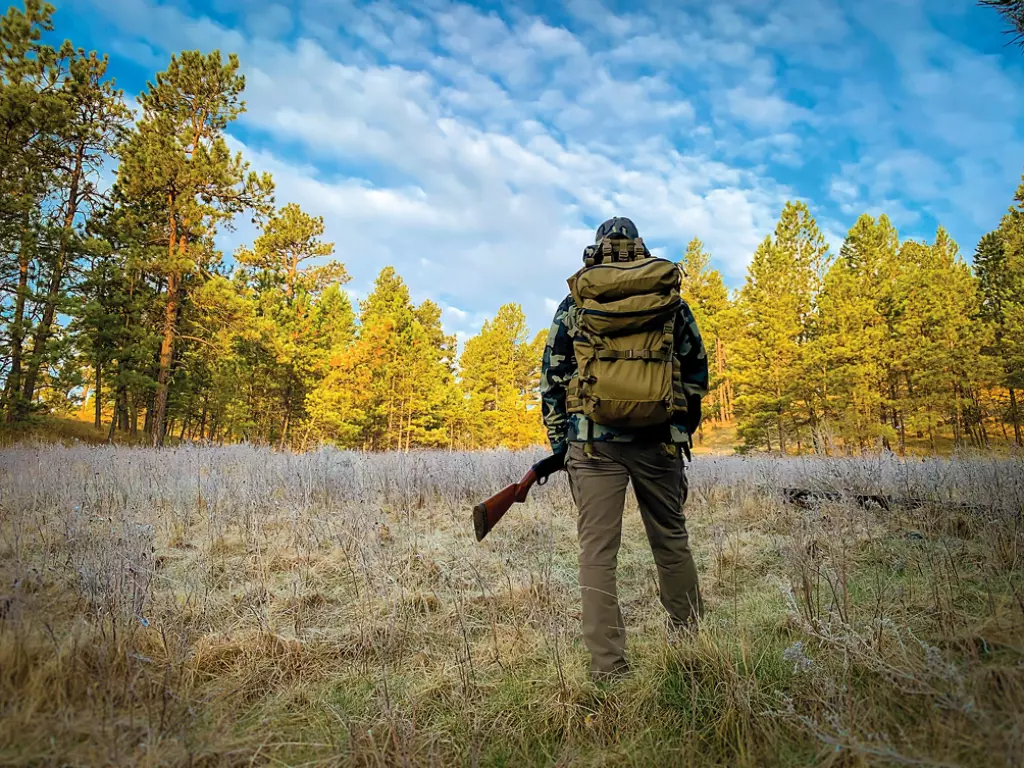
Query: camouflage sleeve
[
  {"left": 673, "top": 301, "right": 709, "bottom": 437},
  {"left": 540, "top": 296, "right": 575, "bottom": 454}
]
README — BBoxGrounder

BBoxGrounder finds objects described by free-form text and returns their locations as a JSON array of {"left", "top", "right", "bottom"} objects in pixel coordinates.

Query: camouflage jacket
[{"left": 540, "top": 295, "right": 709, "bottom": 454}]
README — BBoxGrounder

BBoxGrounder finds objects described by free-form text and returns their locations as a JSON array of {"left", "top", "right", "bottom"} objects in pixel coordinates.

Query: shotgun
[{"left": 473, "top": 452, "right": 566, "bottom": 541}]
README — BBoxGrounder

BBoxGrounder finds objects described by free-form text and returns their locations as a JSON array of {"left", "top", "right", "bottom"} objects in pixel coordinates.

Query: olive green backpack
[{"left": 565, "top": 236, "right": 689, "bottom": 429}]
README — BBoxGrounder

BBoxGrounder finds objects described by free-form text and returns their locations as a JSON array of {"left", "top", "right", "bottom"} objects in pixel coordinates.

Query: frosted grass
[
  {"left": 1, "top": 442, "right": 1022, "bottom": 765},
  {"left": 3, "top": 443, "right": 1021, "bottom": 519}
]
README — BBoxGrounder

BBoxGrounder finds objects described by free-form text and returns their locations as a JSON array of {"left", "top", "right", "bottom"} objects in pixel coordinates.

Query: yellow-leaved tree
[{"left": 458, "top": 303, "right": 545, "bottom": 449}]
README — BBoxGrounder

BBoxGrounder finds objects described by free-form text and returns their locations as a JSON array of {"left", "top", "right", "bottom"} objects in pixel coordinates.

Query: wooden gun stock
[
  {"left": 473, "top": 452, "right": 565, "bottom": 542},
  {"left": 473, "top": 468, "right": 537, "bottom": 541}
]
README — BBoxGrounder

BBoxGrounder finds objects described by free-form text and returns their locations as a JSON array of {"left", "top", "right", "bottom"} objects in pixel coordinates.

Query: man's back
[
  {"left": 540, "top": 292, "right": 709, "bottom": 453},
  {"left": 538, "top": 216, "right": 708, "bottom": 682}
]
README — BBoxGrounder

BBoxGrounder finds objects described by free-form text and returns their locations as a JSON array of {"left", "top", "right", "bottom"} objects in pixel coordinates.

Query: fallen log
[
  {"left": 778, "top": 488, "right": 995, "bottom": 515},
  {"left": 780, "top": 488, "right": 892, "bottom": 510}
]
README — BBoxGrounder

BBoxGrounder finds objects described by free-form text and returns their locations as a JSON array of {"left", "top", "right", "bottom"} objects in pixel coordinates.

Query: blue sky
[{"left": 50, "top": 0, "right": 1024, "bottom": 342}]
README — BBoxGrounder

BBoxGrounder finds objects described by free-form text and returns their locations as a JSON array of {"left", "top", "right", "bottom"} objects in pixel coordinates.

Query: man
[{"left": 540, "top": 216, "right": 708, "bottom": 682}]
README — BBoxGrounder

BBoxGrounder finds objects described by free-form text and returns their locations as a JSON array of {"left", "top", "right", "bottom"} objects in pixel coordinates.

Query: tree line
[
  {"left": 682, "top": 197, "right": 1024, "bottom": 454},
  {"left": 1, "top": 2, "right": 1022, "bottom": 454}
]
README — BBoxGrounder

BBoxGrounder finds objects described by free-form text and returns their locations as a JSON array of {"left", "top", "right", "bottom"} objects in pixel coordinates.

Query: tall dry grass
[{"left": 0, "top": 444, "right": 1021, "bottom": 766}]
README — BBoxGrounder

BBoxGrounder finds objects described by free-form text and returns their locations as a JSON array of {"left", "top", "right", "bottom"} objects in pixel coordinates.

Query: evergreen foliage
[{"left": 981, "top": 0, "right": 1024, "bottom": 45}]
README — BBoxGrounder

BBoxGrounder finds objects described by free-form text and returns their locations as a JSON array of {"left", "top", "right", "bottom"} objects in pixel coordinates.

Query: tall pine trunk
[
  {"left": 107, "top": 386, "right": 126, "bottom": 443},
  {"left": 279, "top": 379, "right": 292, "bottom": 450},
  {"left": 4, "top": 224, "right": 31, "bottom": 423},
  {"left": 279, "top": 410, "right": 290, "bottom": 451},
  {"left": 952, "top": 382, "right": 963, "bottom": 450},
  {"left": 775, "top": 381, "right": 786, "bottom": 455},
  {"left": 714, "top": 337, "right": 729, "bottom": 424},
  {"left": 970, "top": 387, "right": 988, "bottom": 448},
  {"left": 890, "top": 379, "right": 906, "bottom": 455},
  {"left": 22, "top": 144, "right": 85, "bottom": 410},
  {"left": 1010, "top": 388, "right": 1022, "bottom": 447},
  {"left": 151, "top": 270, "right": 180, "bottom": 447},
  {"left": 198, "top": 393, "right": 208, "bottom": 441},
  {"left": 94, "top": 360, "right": 102, "bottom": 429},
  {"left": 152, "top": 213, "right": 184, "bottom": 447}
]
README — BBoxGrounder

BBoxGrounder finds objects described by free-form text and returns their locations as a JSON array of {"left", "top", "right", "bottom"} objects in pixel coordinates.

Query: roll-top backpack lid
[{"left": 569, "top": 256, "right": 682, "bottom": 304}]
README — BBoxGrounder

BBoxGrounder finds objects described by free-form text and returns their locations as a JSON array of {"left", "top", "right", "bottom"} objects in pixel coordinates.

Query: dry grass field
[{"left": 1, "top": 444, "right": 1022, "bottom": 767}]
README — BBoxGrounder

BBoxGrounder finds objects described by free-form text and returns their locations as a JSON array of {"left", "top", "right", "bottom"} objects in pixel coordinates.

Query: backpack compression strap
[
  {"left": 599, "top": 236, "right": 646, "bottom": 263},
  {"left": 594, "top": 348, "right": 673, "bottom": 361}
]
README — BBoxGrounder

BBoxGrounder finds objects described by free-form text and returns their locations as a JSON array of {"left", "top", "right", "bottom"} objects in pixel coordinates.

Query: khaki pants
[{"left": 566, "top": 441, "right": 703, "bottom": 676}]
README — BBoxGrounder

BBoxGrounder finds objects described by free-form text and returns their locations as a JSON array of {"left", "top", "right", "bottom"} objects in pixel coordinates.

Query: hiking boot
[
  {"left": 590, "top": 662, "right": 631, "bottom": 685},
  {"left": 666, "top": 618, "right": 700, "bottom": 648}
]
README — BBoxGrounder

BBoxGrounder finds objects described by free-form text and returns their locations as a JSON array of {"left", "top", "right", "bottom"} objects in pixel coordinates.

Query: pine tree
[
  {"left": 116, "top": 50, "right": 273, "bottom": 446},
  {"left": 776, "top": 202, "right": 831, "bottom": 449},
  {"left": 1004, "top": 181, "right": 1024, "bottom": 434},
  {"left": 888, "top": 230, "right": 993, "bottom": 451},
  {"left": 731, "top": 236, "right": 800, "bottom": 452},
  {"left": 812, "top": 214, "right": 901, "bottom": 452},
  {"left": 974, "top": 232, "right": 1016, "bottom": 443},
  {"left": 981, "top": 1, "right": 1024, "bottom": 45},
  {"left": 313, "top": 284, "right": 356, "bottom": 351},
  {"left": 307, "top": 268, "right": 454, "bottom": 450},
  {"left": 459, "top": 303, "right": 544, "bottom": 449},
  {"left": 731, "top": 202, "right": 829, "bottom": 453},
  {"left": 18, "top": 49, "right": 130, "bottom": 418},
  {"left": 69, "top": 233, "right": 157, "bottom": 434},
  {"left": 978, "top": 177, "right": 1024, "bottom": 444},
  {"left": 0, "top": 1, "right": 69, "bottom": 420},
  {"left": 235, "top": 203, "right": 345, "bottom": 300},
  {"left": 235, "top": 203, "right": 347, "bottom": 446},
  {"left": 679, "top": 238, "right": 733, "bottom": 428}
]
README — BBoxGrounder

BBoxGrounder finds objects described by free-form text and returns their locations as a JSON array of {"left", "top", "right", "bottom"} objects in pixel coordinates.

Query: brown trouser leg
[
  {"left": 567, "top": 441, "right": 703, "bottom": 676},
  {"left": 626, "top": 443, "right": 704, "bottom": 629}
]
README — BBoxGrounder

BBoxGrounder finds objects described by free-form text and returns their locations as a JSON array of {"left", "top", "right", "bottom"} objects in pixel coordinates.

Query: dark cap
[{"left": 595, "top": 217, "right": 639, "bottom": 243}]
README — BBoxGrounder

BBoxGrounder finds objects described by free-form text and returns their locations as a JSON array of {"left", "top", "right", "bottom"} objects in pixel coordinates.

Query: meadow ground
[{"left": 0, "top": 445, "right": 1022, "bottom": 767}]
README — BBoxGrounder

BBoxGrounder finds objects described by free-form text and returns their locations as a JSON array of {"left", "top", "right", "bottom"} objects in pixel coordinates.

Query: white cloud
[
  {"left": 725, "top": 87, "right": 807, "bottom": 130},
  {"left": 520, "top": 19, "right": 587, "bottom": 57},
  {"left": 242, "top": 2, "right": 293, "bottom": 39},
  {"left": 835, "top": 0, "right": 1024, "bottom": 236},
  {"left": 828, "top": 178, "right": 862, "bottom": 215},
  {"left": 445, "top": 306, "right": 468, "bottom": 322},
  {"left": 60, "top": 0, "right": 1024, "bottom": 334}
]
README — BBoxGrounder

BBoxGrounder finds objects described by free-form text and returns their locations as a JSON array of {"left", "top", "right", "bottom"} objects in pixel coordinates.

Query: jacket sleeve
[
  {"left": 673, "top": 301, "right": 710, "bottom": 436},
  {"left": 540, "top": 296, "right": 575, "bottom": 454}
]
